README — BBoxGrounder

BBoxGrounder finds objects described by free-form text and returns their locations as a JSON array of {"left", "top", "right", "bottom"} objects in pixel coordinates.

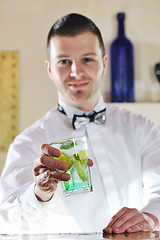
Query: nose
[{"left": 70, "top": 61, "right": 84, "bottom": 79}]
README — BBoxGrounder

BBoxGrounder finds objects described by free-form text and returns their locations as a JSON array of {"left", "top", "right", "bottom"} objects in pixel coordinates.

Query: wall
[{"left": 0, "top": 0, "right": 160, "bottom": 174}]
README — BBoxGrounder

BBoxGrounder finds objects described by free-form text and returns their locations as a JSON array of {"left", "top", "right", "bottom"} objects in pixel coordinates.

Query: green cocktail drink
[{"left": 50, "top": 136, "right": 92, "bottom": 197}]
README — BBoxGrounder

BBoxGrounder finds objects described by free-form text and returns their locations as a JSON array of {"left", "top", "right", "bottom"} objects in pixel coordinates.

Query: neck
[
  {"left": 75, "top": 100, "right": 98, "bottom": 112},
  {"left": 59, "top": 94, "right": 101, "bottom": 112},
  {"left": 118, "top": 19, "right": 125, "bottom": 37}
]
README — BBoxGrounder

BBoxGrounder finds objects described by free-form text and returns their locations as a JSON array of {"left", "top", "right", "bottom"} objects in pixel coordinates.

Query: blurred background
[{"left": 0, "top": 0, "right": 160, "bottom": 173}]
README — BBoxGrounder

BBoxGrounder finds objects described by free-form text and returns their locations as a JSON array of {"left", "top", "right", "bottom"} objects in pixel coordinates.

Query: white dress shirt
[{"left": 0, "top": 96, "right": 160, "bottom": 234}]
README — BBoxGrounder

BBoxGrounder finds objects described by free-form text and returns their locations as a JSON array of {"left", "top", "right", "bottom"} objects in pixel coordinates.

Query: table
[{"left": 0, "top": 232, "right": 160, "bottom": 240}]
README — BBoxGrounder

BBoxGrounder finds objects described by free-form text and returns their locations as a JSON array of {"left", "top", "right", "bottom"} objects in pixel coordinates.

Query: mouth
[{"left": 68, "top": 81, "right": 89, "bottom": 89}]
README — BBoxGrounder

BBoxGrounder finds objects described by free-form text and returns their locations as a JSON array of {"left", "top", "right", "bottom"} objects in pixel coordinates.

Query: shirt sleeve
[
  {"left": 0, "top": 131, "right": 51, "bottom": 233},
  {"left": 0, "top": 183, "right": 50, "bottom": 233},
  {"left": 140, "top": 118, "right": 160, "bottom": 224}
]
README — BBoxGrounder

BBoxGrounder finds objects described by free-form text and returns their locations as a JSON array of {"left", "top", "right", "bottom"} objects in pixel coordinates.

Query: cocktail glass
[{"left": 50, "top": 136, "right": 92, "bottom": 197}]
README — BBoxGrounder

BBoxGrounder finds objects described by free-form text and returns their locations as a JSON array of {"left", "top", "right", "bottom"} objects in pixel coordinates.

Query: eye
[
  {"left": 84, "top": 58, "right": 93, "bottom": 62},
  {"left": 59, "top": 59, "right": 71, "bottom": 65},
  {"left": 60, "top": 59, "right": 69, "bottom": 64}
]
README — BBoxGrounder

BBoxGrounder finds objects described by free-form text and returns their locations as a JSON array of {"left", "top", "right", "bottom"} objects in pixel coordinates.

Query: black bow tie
[{"left": 58, "top": 104, "right": 106, "bottom": 129}]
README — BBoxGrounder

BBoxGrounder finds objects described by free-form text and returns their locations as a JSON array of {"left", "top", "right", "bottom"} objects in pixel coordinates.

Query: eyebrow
[
  {"left": 56, "top": 53, "right": 97, "bottom": 59},
  {"left": 56, "top": 55, "right": 70, "bottom": 59},
  {"left": 83, "top": 53, "right": 97, "bottom": 56}
]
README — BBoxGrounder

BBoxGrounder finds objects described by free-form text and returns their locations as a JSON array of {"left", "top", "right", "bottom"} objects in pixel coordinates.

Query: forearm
[{"left": 0, "top": 184, "right": 50, "bottom": 233}]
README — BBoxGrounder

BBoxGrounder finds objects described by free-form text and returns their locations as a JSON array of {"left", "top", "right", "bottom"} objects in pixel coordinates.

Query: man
[{"left": 0, "top": 13, "right": 160, "bottom": 234}]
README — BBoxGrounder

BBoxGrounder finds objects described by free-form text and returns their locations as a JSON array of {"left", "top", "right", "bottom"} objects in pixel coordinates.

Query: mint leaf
[
  {"left": 73, "top": 153, "right": 81, "bottom": 161},
  {"left": 60, "top": 140, "right": 74, "bottom": 150}
]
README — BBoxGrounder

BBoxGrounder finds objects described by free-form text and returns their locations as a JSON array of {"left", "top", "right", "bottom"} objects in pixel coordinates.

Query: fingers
[
  {"left": 34, "top": 169, "right": 70, "bottom": 201},
  {"left": 34, "top": 144, "right": 68, "bottom": 171},
  {"left": 103, "top": 207, "right": 150, "bottom": 234},
  {"left": 41, "top": 144, "right": 93, "bottom": 170},
  {"left": 125, "top": 221, "right": 148, "bottom": 233},
  {"left": 50, "top": 170, "right": 70, "bottom": 181},
  {"left": 41, "top": 144, "right": 61, "bottom": 157},
  {"left": 36, "top": 170, "right": 58, "bottom": 191},
  {"left": 33, "top": 167, "right": 70, "bottom": 182},
  {"left": 34, "top": 170, "right": 58, "bottom": 201},
  {"left": 88, "top": 158, "right": 93, "bottom": 167},
  {"left": 125, "top": 212, "right": 158, "bottom": 233},
  {"left": 40, "top": 154, "right": 68, "bottom": 171},
  {"left": 33, "top": 144, "right": 71, "bottom": 201}
]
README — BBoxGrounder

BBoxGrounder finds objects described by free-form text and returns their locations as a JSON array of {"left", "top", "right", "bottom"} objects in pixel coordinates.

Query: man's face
[{"left": 46, "top": 32, "right": 107, "bottom": 111}]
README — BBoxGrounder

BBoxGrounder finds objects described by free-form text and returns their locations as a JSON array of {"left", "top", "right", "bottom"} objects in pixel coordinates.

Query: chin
[
  {"left": 71, "top": 90, "right": 90, "bottom": 101},
  {"left": 71, "top": 95, "right": 89, "bottom": 104}
]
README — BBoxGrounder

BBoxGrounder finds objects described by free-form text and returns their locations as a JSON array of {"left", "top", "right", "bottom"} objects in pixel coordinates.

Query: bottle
[
  {"left": 110, "top": 12, "right": 134, "bottom": 102},
  {"left": 155, "top": 63, "right": 160, "bottom": 84}
]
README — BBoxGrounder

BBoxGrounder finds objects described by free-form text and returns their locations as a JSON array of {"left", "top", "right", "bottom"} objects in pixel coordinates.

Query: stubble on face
[{"left": 58, "top": 80, "right": 101, "bottom": 111}]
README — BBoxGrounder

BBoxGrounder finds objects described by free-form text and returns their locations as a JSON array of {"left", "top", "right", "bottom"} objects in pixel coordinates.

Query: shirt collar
[{"left": 58, "top": 95, "right": 105, "bottom": 119}]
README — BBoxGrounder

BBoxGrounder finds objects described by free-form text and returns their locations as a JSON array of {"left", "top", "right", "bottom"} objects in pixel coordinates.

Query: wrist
[
  {"left": 34, "top": 184, "right": 54, "bottom": 202},
  {"left": 142, "top": 212, "right": 159, "bottom": 231}
]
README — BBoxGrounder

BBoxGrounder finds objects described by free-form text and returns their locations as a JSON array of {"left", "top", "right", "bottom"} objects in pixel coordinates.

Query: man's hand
[
  {"left": 33, "top": 144, "right": 70, "bottom": 202},
  {"left": 33, "top": 144, "right": 93, "bottom": 202},
  {"left": 103, "top": 207, "right": 159, "bottom": 234}
]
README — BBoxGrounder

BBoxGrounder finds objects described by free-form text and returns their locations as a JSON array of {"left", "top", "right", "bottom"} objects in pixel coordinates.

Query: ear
[
  {"left": 45, "top": 60, "right": 53, "bottom": 80},
  {"left": 102, "top": 54, "right": 108, "bottom": 77}
]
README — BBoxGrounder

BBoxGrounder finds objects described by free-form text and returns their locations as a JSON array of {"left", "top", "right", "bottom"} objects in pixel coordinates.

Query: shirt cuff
[
  {"left": 19, "top": 183, "right": 51, "bottom": 231},
  {"left": 141, "top": 201, "right": 160, "bottom": 227}
]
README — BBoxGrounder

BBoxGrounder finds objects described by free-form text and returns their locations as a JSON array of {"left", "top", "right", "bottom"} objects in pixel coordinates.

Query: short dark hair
[{"left": 47, "top": 13, "right": 105, "bottom": 59}]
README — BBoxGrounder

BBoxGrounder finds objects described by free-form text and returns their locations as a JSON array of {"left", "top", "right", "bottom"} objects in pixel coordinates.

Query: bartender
[{"left": 0, "top": 13, "right": 160, "bottom": 234}]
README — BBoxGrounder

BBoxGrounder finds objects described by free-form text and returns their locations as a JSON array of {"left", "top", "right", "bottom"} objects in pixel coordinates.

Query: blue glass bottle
[{"left": 110, "top": 12, "right": 134, "bottom": 102}]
